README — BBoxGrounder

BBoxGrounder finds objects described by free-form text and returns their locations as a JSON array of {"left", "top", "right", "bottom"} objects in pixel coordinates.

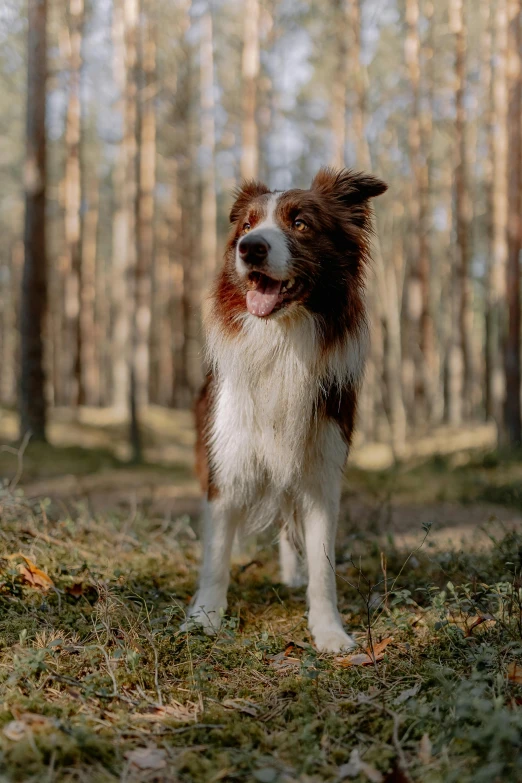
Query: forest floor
[{"left": 1, "top": 407, "right": 522, "bottom": 782}]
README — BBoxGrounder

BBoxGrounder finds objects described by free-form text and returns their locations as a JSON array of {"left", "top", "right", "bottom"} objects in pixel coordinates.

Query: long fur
[{"left": 186, "top": 167, "right": 387, "bottom": 652}]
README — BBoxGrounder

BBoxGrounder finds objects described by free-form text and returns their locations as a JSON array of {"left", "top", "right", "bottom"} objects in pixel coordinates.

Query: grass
[{"left": 1, "top": 443, "right": 522, "bottom": 781}]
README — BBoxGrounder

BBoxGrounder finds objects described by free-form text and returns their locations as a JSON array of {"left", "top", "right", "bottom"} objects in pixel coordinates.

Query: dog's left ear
[
  {"left": 311, "top": 167, "right": 388, "bottom": 206},
  {"left": 229, "top": 180, "right": 270, "bottom": 223}
]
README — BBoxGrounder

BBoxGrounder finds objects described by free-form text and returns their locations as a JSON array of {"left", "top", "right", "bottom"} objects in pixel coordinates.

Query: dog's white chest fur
[{"left": 206, "top": 311, "right": 368, "bottom": 522}]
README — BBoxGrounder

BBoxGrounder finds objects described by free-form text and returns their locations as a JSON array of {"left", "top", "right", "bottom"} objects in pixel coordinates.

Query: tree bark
[
  {"left": 64, "top": 0, "right": 84, "bottom": 406},
  {"left": 135, "top": 2, "right": 156, "bottom": 407},
  {"left": 331, "top": 0, "right": 347, "bottom": 169},
  {"left": 200, "top": 8, "right": 217, "bottom": 279},
  {"left": 485, "top": 0, "right": 508, "bottom": 425},
  {"left": 504, "top": 0, "right": 522, "bottom": 445},
  {"left": 80, "top": 172, "right": 99, "bottom": 405},
  {"left": 240, "top": 0, "right": 260, "bottom": 180},
  {"left": 448, "top": 0, "right": 473, "bottom": 424},
  {"left": 20, "top": 0, "right": 48, "bottom": 441}
]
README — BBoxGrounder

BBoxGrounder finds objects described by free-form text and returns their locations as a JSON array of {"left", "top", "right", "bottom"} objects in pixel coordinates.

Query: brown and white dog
[{"left": 183, "top": 168, "right": 387, "bottom": 652}]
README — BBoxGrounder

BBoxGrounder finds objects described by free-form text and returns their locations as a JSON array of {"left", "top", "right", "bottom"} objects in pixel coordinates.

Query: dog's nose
[{"left": 238, "top": 234, "right": 270, "bottom": 266}]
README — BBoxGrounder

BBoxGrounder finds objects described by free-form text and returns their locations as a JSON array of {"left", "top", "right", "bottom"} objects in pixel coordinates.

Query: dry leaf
[
  {"left": 507, "top": 661, "right": 522, "bottom": 683},
  {"left": 268, "top": 651, "right": 301, "bottom": 672},
  {"left": 418, "top": 733, "right": 432, "bottom": 765},
  {"left": 3, "top": 712, "right": 52, "bottom": 741},
  {"left": 335, "top": 637, "right": 393, "bottom": 668},
  {"left": 339, "top": 748, "right": 383, "bottom": 782},
  {"left": 222, "top": 698, "right": 259, "bottom": 717},
  {"left": 134, "top": 700, "right": 201, "bottom": 723},
  {"left": 125, "top": 747, "right": 167, "bottom": 771},
  {"left": 3, "top": 721, "right": 27, "bottom": 742},
  {"left": 16, "top": 556, "right": 53, "bottom": 591}
]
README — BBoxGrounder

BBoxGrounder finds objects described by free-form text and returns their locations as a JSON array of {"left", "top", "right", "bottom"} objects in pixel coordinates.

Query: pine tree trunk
[
  {"left": 20, "top": 0, "right": 48, "bottom": 441},
  {"left": 64, "top": 0, "right": 84, "bottom": 406},
  {"left": 448, "top": 0, "right": 473, "bottom": 423},
  {"left": 80, "top": 173, "right": 99, "bottom": 405},
  {"left": 111, "top": 0, "right": 131, "bottom": 412},
  {"left": 504, "top": 0, "right": 522, "bottom": 445},
  {"left": 135, "top": 2, "right": 156, "bottom": 407},
  {"left": 347, "top": 0, "right": 406, "bottom": 451},
  {"left": 200, "top": 8, "right": 217, "bottom": 279},
  {"left": 240, "top": 0, "right": 260, "bottom": 180},
  {"left": 485, "top": 0, "right": 508, "bottom": 426},
  {"left": 331, "top": 0, "right": 347, "bottom": 169}
]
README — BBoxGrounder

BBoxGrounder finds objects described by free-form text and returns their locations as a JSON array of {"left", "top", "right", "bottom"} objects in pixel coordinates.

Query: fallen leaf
[
  {"left": 3, "top": 721, "right": 26, "bottom": 742},
  {"left": 507, "top": 661, "right": 522, "bottom": 683},
  {"left": 17, "top": 556, "right": 53, "bottom": 591},
  {"left": 125, "top": 747, "right": 167, "bottom": 771},
  {"left": 466, "top": 614, "right": 496, "bottom": 635},
  {"left": 134, "top": 700, "right": 201, "bottom": 723},
  {"left": 268, "top": 651, "right": 301, "bottom": 672},
  {"left": 284, "top": 640, "right": 308, "bottom": 656},
  {"left": 222, "top": 698, "right": 259, "bottom": 717},
  {"left": 339, "top": 748, "right": 383, "bottom": 782},
  {"left": 418, "top": 732, "right": 432, "bottom": 765},
  {"left": 335, "top": 637, "right": 393, "bottom": 668},
  {"left": 3, "top": 712, "right": 52, "bottom": 741}
]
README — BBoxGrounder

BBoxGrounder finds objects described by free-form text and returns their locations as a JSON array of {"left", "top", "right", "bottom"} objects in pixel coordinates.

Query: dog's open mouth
[{"left": 246, "top": 272, "right": 299, "bottom": 317}]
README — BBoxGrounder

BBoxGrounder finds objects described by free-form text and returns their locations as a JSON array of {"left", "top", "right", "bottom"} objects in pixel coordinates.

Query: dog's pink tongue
[{"left": 246, "top": 277, "right": 282, "bottom": 317}]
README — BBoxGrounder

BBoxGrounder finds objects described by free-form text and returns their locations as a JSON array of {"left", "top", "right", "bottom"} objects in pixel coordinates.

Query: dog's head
[{"left": 222, "top": 168, "right": 387, "bottom": 322}]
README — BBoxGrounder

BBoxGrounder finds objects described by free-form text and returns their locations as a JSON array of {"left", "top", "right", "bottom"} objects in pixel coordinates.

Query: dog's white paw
[
  {"left": 180, "top": 598, "right": 225, "bottom": 635},
  {"left": 310, "top": 622, "right": 355, "bottom": 653}
]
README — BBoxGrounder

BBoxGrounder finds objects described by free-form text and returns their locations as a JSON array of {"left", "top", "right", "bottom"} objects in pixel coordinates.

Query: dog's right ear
[{"left": 229, "top": 180, "right": 270, "bottom": 223}]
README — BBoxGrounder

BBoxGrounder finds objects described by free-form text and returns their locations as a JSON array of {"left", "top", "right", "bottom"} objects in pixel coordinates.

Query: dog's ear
[
  {"left": 229, "top": 180, "right": 271, "bottom": 223},
  {"left": 311, "top": 167, "right": 387, "bottom": 206}
]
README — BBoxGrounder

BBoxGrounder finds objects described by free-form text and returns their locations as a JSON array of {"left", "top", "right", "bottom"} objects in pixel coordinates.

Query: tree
[
  {"left": 331, "top": 0, "right": 348, "bottom": 169},
  {"left": 63, "top": 0, "right": 84, "bottom": 406},
  {"left": 20, "top": 0, "right": 48, "bottom": 441},
  {"left": 404, "top": 0, "right": 434, "bottom": 423},
  {"left": 485, "top": 0, "right": 508, "bottom": 426},
  {"left": 448, "top": 0, "right": 473, "bottom": 424},
  {"left": 200, "top": 6, "right": 217, "bottom": 278},
  {"left": 504, "top": 0, "right": 522, "bottom": 444},
  {"left": 240, "top": 0, "right": 260, "bottom": 180}
]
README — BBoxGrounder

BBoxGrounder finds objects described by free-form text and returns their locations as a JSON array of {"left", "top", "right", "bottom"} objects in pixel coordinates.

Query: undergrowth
[{"left": 0, "top": 476, "right": 522, "bottom": 782}]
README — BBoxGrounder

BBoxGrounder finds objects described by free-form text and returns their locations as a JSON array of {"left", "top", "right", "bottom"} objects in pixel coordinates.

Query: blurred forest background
[{"left": 1, "top": 0, "right": 522, "bottom": 461}]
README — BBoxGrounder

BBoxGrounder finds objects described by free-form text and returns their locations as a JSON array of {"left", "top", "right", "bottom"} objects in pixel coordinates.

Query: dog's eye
[
  {"left": 242, "top": 222, "right": 251, "bottom": 233},
  {"left": 293, "top": 219, "right": 307, "bottom": 231}
]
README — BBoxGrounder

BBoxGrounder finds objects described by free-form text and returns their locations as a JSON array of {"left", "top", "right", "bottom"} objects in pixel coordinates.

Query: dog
[{"left": 183, "top": 167, "right": 387, "bottom": 652}]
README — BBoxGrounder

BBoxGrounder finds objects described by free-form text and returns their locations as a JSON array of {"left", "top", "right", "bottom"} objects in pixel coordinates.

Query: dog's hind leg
[
  {"left": 279, "top": 526, "right": 306, "bottom": 588},
  {"left": 181, "top": 498, "right": 238, "bottom": 634}
]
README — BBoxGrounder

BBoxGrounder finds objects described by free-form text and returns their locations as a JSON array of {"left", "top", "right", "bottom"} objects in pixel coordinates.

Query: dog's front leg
[
  {"left": 181, "top": 498, "right": 238, "bottom": 634},
  {"left": 302, "top": 486, "right": 354, "bottom": 653}
]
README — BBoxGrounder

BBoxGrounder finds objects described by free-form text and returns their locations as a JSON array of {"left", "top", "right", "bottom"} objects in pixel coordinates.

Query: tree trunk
[
  {"left": 331, "top": 0, "right": 347, "bottom": 169},
  {"left": 64, "top": 0, "right": 84, "bottom": 406},
  {"left": 20, "top": 0, "right": 48, "bottom": 441},
  {"left": 240, "top": 0, "right": 260, "bottom": 180},
  {"left": 200, "top": 8, "right": 217, "bottom": 279},
  {"left": 504, "top": 0, "right": 522, "bottom": 445},
  {"left": 80, "top": 172, "right": 99, "bottom": 405},
  {"left": 111, "top": 0, "right": 131, "bottom": 412},
  {"left": 347, "top": 0, "right": 406, "bottom": 451},
  {"left": 135, "top": 2, "right": 156, "bottom": 407},
  {"left": 404, "top": 0, "right": 435, "bottom": 424},
  {"left": 448, "top": 0, "right": 473, "bottom": 423},
  {"left": 485, "top": 0, "right": 508, "bottom": 426}
]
